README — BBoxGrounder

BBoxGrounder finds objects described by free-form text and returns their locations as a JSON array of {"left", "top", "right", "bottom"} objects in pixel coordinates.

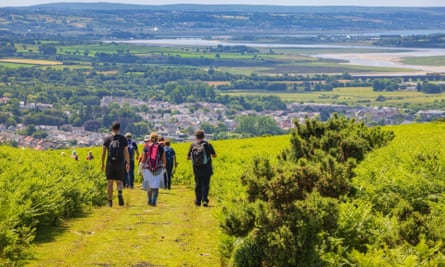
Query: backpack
[
  {"left": 165, "top": 146, "right": 175, "bottom": 166},
  {"left": 128, "top": 140, "right": 136, "bottom": 158},
  {"left": 191, "top": 141, "right": 209, "bottom": 167},
  {"left": 143, "top": 143, "right": 162, "bottom": 172},
  {"left": 108, "top": 135, "right": 123, "bottom": 163}
]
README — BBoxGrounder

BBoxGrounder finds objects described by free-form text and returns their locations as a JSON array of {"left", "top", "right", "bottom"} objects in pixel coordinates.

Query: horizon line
[{"left": 2, "top": 2, "right": 445, "bottom": 8}]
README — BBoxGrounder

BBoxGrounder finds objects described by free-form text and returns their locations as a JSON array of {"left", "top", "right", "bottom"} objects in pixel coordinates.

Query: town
[{"left": 1, "top": 95, "right": 443, "bottom": 150}]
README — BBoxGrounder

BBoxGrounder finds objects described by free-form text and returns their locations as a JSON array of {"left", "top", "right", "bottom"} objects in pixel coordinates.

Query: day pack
[
  {"left": 144, "top": 143, "right": 162, "bottom": 172},
  {"left": 108, "top": 135, "right": 123, "bottom": 163},
  {"left": 191, "top": 141, "right": 209, "bottom": 167}
]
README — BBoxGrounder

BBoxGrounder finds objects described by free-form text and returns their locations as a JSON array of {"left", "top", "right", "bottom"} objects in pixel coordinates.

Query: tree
[
  {"left": 235, "top": 115, "right": 283, "bottom": 137},
  {"left": 39, "top": 45, "right": 57, "bottom": 55}
]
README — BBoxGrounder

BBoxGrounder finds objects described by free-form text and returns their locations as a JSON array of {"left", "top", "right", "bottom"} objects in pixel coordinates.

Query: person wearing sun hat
[{"left": 124, "top": 132, "right": 139, "bottom": 189}]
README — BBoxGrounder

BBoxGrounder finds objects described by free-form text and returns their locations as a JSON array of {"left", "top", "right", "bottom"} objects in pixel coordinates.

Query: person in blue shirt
[
  {"left": 163, "top": 139, "right": 177, "bottom": 190},
  {"left": 124, "top": 132, "right": 139, "bottom": 189}
]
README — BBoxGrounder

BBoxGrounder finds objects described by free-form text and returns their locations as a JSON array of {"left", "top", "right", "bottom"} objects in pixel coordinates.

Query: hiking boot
[
  {"left": 108, "top": 200, "right": 113, "bottom": 207},
  {"left": 202, "top": 201, "right": 209, "bottom": 207},
  {"left": 118, "top": 195, "right": 124, "bottom": 206}
]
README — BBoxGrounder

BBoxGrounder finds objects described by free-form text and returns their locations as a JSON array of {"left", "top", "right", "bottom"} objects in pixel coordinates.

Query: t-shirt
[
  {"left": 164, "top": 146, "right": 176, "bottom": 167},
  {"left": 127, "top": 139, "right": 138, "bottom": 161},
  {"left": 187, "top": 141, "right": 216, "bottom": 177},
  {"left": 103, "top": 134, "right": 128, "bottom": 166}
]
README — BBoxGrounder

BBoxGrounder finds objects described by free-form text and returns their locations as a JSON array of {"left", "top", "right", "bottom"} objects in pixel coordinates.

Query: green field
[
  {"left": 402, "top": 56, "right": 445, "bottom": 66},
  {"left": 0, "top": 62, "right": 37, "bottom": 68},
  {"left": 3, "top": 123, "right": 445, "bottom": 265},
  {"left": 223, "top": 86, "right": 445, "bottom": 106},
  {"left": 3, "top": 41, "right": 420, "bottom": 74}
]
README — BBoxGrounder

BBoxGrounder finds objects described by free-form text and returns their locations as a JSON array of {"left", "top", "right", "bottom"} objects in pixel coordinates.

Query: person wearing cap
[{"left": 124, "top": 132, "right": 139, "bottom": 189}]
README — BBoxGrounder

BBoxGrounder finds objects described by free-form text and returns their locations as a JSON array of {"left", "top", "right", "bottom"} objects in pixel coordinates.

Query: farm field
[
  {"left": 402, "top": 55, "right": 445, "bottom": 66},
  {"left": 0, "top": 58, "right": 62, "bottom": 65},
  {"left": 3, "top": 42, "right": 420, "bottom": 75},
  {"left": 223, "top": 86, "right": 445, "bottom": 106}
]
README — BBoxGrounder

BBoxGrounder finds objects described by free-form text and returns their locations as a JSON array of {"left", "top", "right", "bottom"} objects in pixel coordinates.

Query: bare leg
[
  {"left": 116, "top": 180, "right": 123, "bottom": 191},
  {"left": 117, "top": 180, "right": 124, "bottom": 206},
  {"left": 107, "top": 180, "right": 114, "bottom": 200}
]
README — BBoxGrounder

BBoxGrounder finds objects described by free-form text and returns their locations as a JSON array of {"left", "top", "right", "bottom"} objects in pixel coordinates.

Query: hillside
[
  {"left": 2, "top": 121, "right": 445, "bottom": 265},
  {"left": 1, "top": 4, "right": 444, "bottom": 37}
]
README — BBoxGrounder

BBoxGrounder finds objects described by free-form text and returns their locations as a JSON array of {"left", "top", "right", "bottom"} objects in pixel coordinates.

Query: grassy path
[{"left": 26, "top": 186, "right": 221, "bottom": 267}]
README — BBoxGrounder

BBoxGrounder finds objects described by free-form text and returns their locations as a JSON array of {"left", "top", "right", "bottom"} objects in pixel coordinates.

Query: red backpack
[{"left": 143, "top": 143, "right": 162, "bottom": 172}]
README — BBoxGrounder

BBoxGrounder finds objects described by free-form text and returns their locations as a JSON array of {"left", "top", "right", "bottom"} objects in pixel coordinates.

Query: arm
[
  {"left": 135, "top": 143, "right": 140, "bottom": 161},
  {"left": 162, "top": 152, "right": 167, "bottom": 168},
  {"left": 187, "top": 144, "right": 192, "bottom": 160},
  {"left": 209, "top": 143, "right": 217, "bottom": 158},
  {"left": 124, "top": 146, "right": 130, "bottom": 172},
  {"left": 101, "top": 146, "right": 107, "bottom": 171}
]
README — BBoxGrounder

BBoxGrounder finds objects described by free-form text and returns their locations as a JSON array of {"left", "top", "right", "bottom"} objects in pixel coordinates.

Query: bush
[{"left": 0, "top": 147, "right": 106, "bottom": 264}]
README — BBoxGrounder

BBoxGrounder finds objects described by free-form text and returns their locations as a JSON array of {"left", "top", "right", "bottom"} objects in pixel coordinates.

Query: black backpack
[
  {"left": 108, "top": 135, "right": 123, "bottom": 163},
  {"left": 191, "top": 141, "right": 209, "bottom": 167}
]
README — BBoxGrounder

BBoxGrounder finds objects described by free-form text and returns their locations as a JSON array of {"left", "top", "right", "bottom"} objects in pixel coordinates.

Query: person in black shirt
[
  {"left": 101, "top": 121, "right": 130, "bottom": 207},
  {"left": 187, "top": 130, "right": 216, "bottom": 207}
]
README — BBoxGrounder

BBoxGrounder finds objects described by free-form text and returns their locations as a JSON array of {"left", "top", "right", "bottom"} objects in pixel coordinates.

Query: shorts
[
  {"left": 142, "top": 169, "right": 163, "bottom": 189},
  {"left": 106, "top": 164, "right": 125, "bottom": 181}
]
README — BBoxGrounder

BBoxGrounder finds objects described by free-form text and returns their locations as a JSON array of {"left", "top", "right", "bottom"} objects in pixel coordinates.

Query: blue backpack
[{"left": 165, "top": 146, "right": 175, "bottom": 166}]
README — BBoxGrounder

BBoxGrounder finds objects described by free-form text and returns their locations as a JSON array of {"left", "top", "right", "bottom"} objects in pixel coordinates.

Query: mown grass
[
  {"left": 27, "top": 187, "right": 221, "bottom": 267},
  {"left": 0, "top": 58, "right": 62, "bottom": 65}
]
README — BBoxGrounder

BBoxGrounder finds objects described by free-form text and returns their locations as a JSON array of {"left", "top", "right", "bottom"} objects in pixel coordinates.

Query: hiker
[
  {"left": 141, "top": 132, "right": 166, "bottom": 206},
  {"left": 187, "top": 130, "right": 216, "bottom": 207},
  {"left": 124, "top": 132, "right": 139, "bottom": 189},
  {"left": 86, "top": 151, "right": 94, "bottom": 160},
  {"left": 164, "top": 139, "right": 177, "bottom": 190},
  {"left": 158, "top": 136, "right": 167, "bottom": 189},
  {"left": 71, "top": 150, "right": 79, "bottom": 161},
  {"left": 101, "top": 121, "right": 130, "bottom": 207}
]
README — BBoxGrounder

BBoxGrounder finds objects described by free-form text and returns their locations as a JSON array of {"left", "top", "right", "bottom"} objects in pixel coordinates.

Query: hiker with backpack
[
  {"left": 187, "top": 130, "right": 217, "bottom": 207},
  {"left": 164, "top": 139, "right": 177, "bottom": 190},
  {"left": 124, "top": 132, "right": 139, "bottom": 189},
  {"left": 101, "top": 121, "right": 130, "bottom": 207},
  {"left": 141, "top": 132, "right": 166, "bottom": 206}
]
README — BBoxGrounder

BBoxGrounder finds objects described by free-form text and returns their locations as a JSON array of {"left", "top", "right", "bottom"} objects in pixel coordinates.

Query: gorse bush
[
  {"left": 221, "top": 115, "right": 395, "bottom": 266},
  {"left": 0, "top": 147, "right": 105, "bottom": 265},
  {"left": 347, "top": 123, "right": 445, "bottom": 265}
]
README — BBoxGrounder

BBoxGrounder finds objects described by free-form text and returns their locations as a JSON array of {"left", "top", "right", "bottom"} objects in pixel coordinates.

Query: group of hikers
[{"left": 101, "top": 121, "right": 216, "bottom": 208}]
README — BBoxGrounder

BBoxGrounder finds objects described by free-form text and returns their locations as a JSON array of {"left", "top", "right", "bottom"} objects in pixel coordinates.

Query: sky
[{"left": 1, "top": 0, "right": 445, "bottom": 8}]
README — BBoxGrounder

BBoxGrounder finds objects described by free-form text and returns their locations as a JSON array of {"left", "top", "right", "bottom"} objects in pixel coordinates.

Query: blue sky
[{"left": 1, "top": 0, "right": 445, "bottom": 7}]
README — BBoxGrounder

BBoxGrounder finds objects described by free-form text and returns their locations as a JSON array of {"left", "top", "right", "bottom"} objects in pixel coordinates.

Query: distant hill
[
  {"left": 27, "top": 3, "right": 445, "bottom": 13},
  {"left": 15, "top": 2, "right": 445, "bottom": 14},
  {"left": 1, "top": 3, "right": 444, "bottom": 38}
]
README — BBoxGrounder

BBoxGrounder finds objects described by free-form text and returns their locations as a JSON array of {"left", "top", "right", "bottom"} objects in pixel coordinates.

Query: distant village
[{"left": 1, "top": 96, "right": 444, "bottom": 150}]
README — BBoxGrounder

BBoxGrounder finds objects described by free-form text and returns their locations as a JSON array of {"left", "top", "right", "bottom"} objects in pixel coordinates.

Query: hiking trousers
[
  {"left": 195, "top": 174, "right": 211, "bottom": 205},
  {"left": 125, "top": 160, "right": 135, "bottom": 188}
]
